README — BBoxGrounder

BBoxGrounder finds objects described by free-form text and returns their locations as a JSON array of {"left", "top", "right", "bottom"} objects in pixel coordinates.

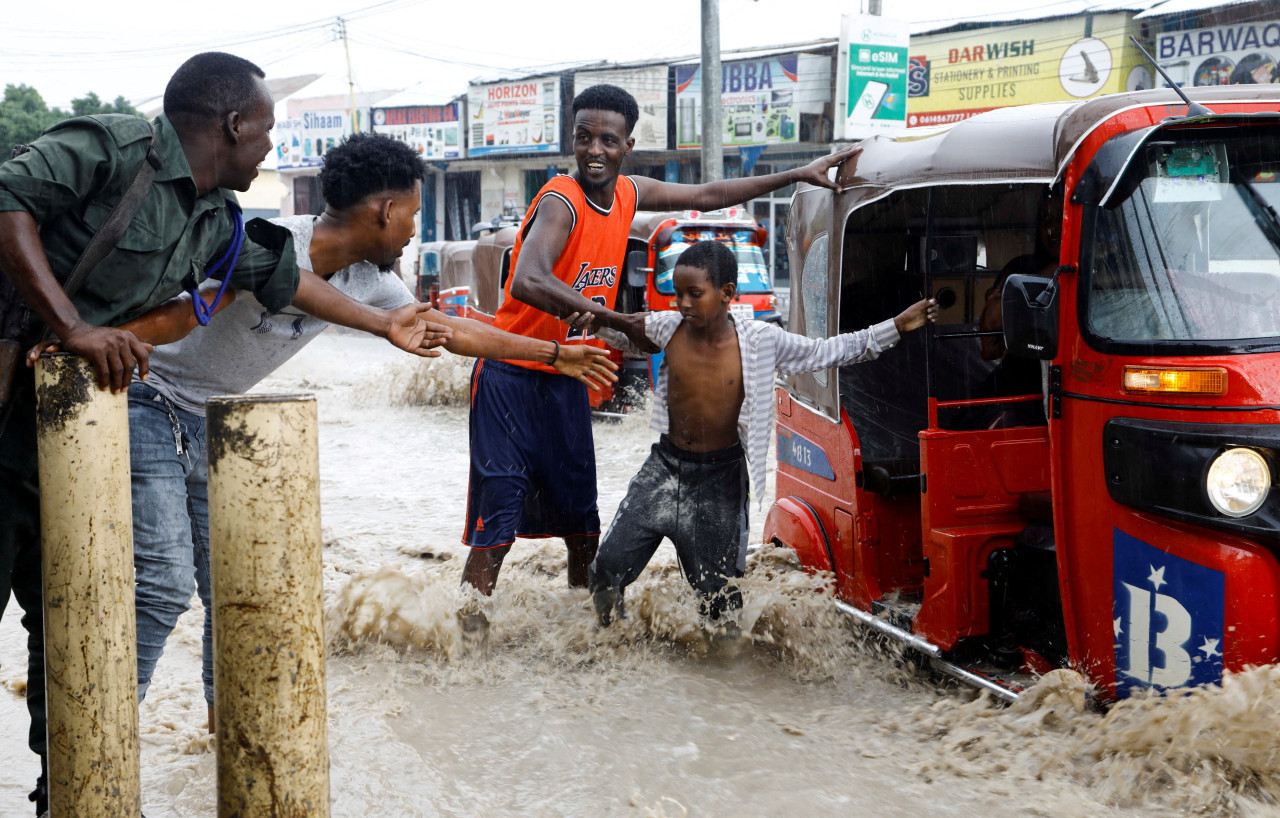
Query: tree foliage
[{"left": 0, "top": 84, "right": 142, "bottom": 149}]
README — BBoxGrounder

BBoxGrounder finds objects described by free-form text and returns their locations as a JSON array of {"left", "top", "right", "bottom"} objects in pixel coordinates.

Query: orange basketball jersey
[{"left": 494, "top": 174, "right": 638, "bottom": 373}]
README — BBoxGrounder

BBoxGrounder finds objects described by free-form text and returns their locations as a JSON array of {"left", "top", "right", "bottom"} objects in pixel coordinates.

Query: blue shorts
[{"left": 464, "top": 360, "right": 600, "bottom": 549}]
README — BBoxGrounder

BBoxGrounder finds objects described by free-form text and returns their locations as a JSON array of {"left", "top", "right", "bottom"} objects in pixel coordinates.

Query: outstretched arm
[
  {"left": 632, "top": 144, "right": 861, "bottom": 212},
  {"left": 775, "top": 299, "right": 937, "bottom": 376},
  {"left": 432, "top": 309, "right": 617, "bottom": 390},
  {"left": 292, "top": 269, "right": 452, "bottom": 357},
  {"left": 507, "top": 196, "right": 657, "bottom": 353}
]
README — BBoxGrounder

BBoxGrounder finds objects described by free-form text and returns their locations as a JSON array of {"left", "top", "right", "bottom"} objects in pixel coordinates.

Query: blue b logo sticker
[{"left": 1113, "top": 528, "right": 1224, "bottom": 696}]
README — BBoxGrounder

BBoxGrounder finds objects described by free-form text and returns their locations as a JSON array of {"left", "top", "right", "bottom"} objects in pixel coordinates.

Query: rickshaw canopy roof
[
  {"left": 630, "top": 209, "right": 760, "bottom": 245},
  {"left": 437, "top": 240, "right": 476, "bottom": 292},
  {"left": 827, "top": 85, "right": 1280, "bottom": 197}
]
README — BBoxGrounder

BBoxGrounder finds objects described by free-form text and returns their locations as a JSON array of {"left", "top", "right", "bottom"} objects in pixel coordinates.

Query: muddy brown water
[{"left": 2, "top": 331, "right": 1278, "bottom": 816}]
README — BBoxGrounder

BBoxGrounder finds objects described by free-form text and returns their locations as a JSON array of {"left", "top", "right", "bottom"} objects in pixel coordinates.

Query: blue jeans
[{"left": 129, "top": 383, "right": 215, "bottom": 707}]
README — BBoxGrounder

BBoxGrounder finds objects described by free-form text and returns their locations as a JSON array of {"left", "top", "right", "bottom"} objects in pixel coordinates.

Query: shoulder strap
[{"left": 62, "top": 125, "right": 163, "bottom": 299}]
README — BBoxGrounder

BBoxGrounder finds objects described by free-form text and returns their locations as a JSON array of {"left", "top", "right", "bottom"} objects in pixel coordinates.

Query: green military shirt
[{"left": 0, "top": 112, "right": 298, "bottom": 330}]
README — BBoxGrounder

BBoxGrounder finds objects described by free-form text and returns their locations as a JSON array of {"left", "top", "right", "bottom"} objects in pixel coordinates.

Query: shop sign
[
  {"left": 371, "top": 103, "right": 463, "bottom": 160},
  {"left": 573, "top": 66, "right": 669, "bottom": 151},
  {"left": 838, "top": 13, "right": 910, "bottom": 138},
  {"left": 275, "top": 110, "right": 352, "bottom": 169},
  {"left": 907, "top": 13, "right": 1145, "bottom": 128},
  {"left": 467, "top": 77, "right": 561, "bottom": 156},
  {"left": 675, "top": 55, "right": 806, "bottom": 149},
  {"left": 1155, "top": 22, "right": 1280, "bottom": 87}
]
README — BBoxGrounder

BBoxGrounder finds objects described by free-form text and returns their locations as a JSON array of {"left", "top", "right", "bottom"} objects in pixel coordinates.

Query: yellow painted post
[
  {"left": 34, "top": 353, "right": 141, "bottom": 817},
  {"left": 207, "top": 394, "right": 328, "bottom": 818}
]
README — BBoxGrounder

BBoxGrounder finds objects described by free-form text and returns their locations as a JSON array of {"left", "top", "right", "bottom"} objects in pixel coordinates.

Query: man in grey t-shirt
[{"left": 121, "top": 133, "right": 615, "bottom": 732}]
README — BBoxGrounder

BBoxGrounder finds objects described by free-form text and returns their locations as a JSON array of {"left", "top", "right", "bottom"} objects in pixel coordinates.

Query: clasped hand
[{"left": 386, "top": 302, "right": 453, "bottom": 357}]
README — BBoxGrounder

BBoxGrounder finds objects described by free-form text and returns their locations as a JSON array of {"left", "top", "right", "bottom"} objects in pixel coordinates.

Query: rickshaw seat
[{"left": 864, "top": 459, "right": 922, "bottom": 498}]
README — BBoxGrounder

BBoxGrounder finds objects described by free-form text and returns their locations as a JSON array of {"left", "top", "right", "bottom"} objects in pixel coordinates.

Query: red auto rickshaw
[{"left": 767, "top": 86, "right": 1280, "bottom": 700}]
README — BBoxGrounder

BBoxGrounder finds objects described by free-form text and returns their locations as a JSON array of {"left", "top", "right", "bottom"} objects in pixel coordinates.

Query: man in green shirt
[{"left": 0, "top": 52, "right": 444, "bottom": 816}]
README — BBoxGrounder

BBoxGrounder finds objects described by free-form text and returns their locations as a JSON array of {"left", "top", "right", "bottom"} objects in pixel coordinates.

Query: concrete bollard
[
  {"left": 207, "top": 393, "right": 329, "bottom": 818},
  {"left": 34, "top": 353, "right": 141, "bottom": 817}
]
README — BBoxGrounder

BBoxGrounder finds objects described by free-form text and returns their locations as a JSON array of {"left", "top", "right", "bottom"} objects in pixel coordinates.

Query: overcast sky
[{"left": 1, "top": 0, "right": 1125, "bottom": 110}]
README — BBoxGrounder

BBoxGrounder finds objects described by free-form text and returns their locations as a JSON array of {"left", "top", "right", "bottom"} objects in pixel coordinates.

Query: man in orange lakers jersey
[{"left": 461, "top": 84, "right": 858, "bottom": 613}]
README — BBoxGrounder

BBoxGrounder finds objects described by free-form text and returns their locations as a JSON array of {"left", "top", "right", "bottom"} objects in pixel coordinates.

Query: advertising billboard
[
  {"left": 838, "top": 13, "right": 910, "bottom": 139},
  {"left": 907, "top": 14, "right": 1145, "bottom": 128},
  {"left": 467, "top": 77, "right": 561, "bottom": 156},
  {"left": 573, "top": 66, "right": 669, "bottom": 151},
  {"left": 1155, "top": 22, "right": 1280, "bottom": 87},
  {"left": 675, "top": 53, "right": 830, "bottom": 149},
  {"left": 275, "top": 110, "right": 352, "bottom": 169},
  {"left": 371, "top": 103, "right": 463, "bottom": 160}
]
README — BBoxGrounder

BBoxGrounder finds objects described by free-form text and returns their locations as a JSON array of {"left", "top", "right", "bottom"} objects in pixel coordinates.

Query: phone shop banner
[
  {"left": 275, "top": 110, "right": 352, "bottom": 169},
  {"left": 467, "top": 77, "right": 561, "bottom": 156},
  {"left": 906, "top": 13, "right": 1146, "bottom": 128},
  {"left": 371, "top": 103, "right": 462, "bottom": 160},
  {"left": 839, "top": 14, "right": 910, "bottom": 139},
  {"left": 1155, "top": 22, "right": 1280, "bottom": 88},
  {"left": 675, "top": 56, "right": 802, "bottom": 149}
]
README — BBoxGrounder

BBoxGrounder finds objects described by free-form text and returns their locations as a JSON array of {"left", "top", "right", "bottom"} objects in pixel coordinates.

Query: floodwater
[{"left": 2, "top": 330, "right": 1280, "bottom": 816}]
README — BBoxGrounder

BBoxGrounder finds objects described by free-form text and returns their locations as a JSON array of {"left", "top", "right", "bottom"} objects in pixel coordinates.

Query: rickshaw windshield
[
  {"left": 1084, "top": 128, "right": 1280, "bottom": 349},
  {"left": 654, "top": 226, "right": 770, "bottom": 294}
]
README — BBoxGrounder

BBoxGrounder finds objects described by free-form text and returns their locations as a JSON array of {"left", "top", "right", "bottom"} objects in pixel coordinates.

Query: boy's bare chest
[{"left": 665, "top": 332, "right": 745, "bottom": 405}]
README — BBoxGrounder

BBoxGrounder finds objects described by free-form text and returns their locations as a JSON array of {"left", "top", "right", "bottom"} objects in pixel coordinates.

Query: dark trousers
[
  {"left": 590, "top": 436, "right": 749, "bottom": 620},
  {"left": 0, "top": 370, "right": 47, "bottom": 758}
]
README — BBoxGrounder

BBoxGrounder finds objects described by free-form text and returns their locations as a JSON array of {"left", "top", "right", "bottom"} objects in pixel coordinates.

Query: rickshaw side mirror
[
  {"left": 1002, "top": 273, "right": 1059, "bottom": 360},
  {"left": 626, "top": 250, "right": 650, "bottom": 288}
]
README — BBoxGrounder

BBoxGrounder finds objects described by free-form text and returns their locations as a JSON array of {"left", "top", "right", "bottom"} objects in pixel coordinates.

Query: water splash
[{"left": 894, "top": 663, "right": 1280, "bottom": 815}]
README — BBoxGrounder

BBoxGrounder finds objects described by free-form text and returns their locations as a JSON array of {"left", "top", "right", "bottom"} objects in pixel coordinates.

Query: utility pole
[
  {"left": 339, "top": 17, "right": 359, "bottom": 133},
  {"left": 700, "top": 0, "right": 722, "bottom": 183}
]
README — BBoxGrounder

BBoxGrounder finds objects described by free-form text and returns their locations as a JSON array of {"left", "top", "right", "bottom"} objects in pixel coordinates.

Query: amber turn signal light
[{"left": 1122, "top": 366, "right": 1227, "bottom": 395}]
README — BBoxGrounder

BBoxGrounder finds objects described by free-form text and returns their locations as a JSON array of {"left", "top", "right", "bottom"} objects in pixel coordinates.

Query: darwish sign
[
  {"left": 371, "top": 104, "right": 462, "bottom": 160},
  {"left": 676, "top": 54, "right": 829, "bottom": 149},
  {"left": 1156, "top": 22, "right": 1280, "bottom": 87},
  {"left": 275, "top": 110, "right": 352, "bottom": 169},
  {"left": 467, "top": 77, "right": 561, "bottom": 156},
  {"left": 907, "top": 14, "right": 1145, "bottom": 128}
]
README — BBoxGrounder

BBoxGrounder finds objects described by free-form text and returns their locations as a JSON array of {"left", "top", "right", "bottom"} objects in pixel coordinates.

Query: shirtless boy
[
  {"left": 589, "top": 240, "right": 937, "bottom": 626},
  {"left": 459, "top": 83, "right": 859, "bottom": 611}
]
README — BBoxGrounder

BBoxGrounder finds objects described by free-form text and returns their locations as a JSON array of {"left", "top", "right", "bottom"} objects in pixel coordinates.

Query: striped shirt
[{"left": 599, "top": 312, "right": 900, "bottom": 506}]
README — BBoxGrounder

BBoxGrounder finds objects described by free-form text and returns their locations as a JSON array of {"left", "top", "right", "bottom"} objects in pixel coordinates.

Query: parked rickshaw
[
  {"left": 767, "top": 86, "right": 1280, "bottom": 700},
  {"left": 419, "top": 239, "right": 480, "bottom": 321}
]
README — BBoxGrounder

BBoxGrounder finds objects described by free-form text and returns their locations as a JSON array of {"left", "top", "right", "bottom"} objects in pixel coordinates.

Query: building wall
[{"left": 241, "top": 168, "right": 288, "bottom": 219}]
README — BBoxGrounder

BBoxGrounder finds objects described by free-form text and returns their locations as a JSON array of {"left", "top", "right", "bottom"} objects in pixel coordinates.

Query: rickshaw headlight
[{"left": 1205, "top": 447, "right": 1270, "bottom": 517}]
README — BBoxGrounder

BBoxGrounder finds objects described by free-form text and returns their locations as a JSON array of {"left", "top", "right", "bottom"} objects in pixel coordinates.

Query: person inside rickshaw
[{"left": 958, "top": 189, "right": 1063, "bottom": 430}]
